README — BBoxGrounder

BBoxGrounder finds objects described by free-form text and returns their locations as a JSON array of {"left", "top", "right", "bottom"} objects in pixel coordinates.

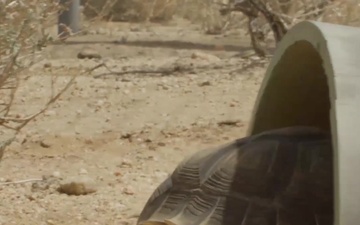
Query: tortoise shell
[{"left": 137, "top": 126, "right": 333, "bottom": 225}]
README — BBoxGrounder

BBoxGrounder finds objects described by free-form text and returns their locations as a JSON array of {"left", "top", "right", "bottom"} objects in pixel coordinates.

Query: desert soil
[{"left": 0, "top": 19, "right": 269, "bottom": 225}]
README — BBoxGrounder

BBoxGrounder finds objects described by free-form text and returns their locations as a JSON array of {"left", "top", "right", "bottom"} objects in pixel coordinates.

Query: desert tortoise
[{"left": 137, "top": 126, "right": 333, "bottom": 225}]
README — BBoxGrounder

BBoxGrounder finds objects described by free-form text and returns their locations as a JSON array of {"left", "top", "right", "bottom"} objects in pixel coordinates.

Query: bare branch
[
  {"left": 0, "top": 0, "right": 76, "bottom": 158},
  {"left": 0, "top": 178, "right": 43, "bottom": 185}
]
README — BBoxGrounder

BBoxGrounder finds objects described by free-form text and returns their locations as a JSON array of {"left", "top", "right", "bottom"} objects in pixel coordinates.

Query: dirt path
[{"left": 0, "top": 20, "right": 267, "bottom": 225}]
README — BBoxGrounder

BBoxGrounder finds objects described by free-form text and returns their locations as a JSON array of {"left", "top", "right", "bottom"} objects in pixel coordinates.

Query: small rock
[
  {"left": 123, "top": 187, "right": 134, "bottom": 195},
  {"left": 120, "top": 133, "right": 132, "bottom": 139},
  {"left": 191, "top": 51, "right": 220, "bottom": 62},
  {"left": 57, "top": 181, "right": 97, "bottom": 196},
  {"left": 44, "top": 110, "right": 56, "bottom": 116},
  {"left": 40, "top": 140, "right": 51, "bottom": 148},
  {"left": 79, "top": 168, "right": 88, "bottom": 175},
  {"left": 43, "top": 62, "right": 52, "bottom": 68},
  {"left": 52, "top": 171, "right": 61, "bottom": 178},
  {"left": 46, "top": 219, "right": 56, "bottom": 225},
  {"left": 198, "top": 81, "right": 211, "bottom": 87},
  {"left": 84, "top": 139, "right": 93, "bottom": 145},
  {"left": 114, "top": 172, "right": 122, "bottom": 177},
  {"left": 77, "top": 47, "right": 102, "bottom": 59},
  {"left": 26, "top": 194, "right": 36, "bottom": 201},
  {"left": 118, "top": 159, "right": 132, "bottom": 168}
]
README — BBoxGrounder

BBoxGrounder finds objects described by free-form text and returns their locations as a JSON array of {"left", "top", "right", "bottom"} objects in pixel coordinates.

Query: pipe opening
[{"left": 251, "top": 40, "right": 331, "bottom": 134}]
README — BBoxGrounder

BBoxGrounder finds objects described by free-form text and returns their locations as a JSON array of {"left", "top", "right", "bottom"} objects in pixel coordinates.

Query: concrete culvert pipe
[{"left": 248, "top": 21, "right": 360, "bottom": 225}]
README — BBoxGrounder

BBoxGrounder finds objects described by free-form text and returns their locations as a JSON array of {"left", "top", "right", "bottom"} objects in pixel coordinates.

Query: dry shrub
[
  {"left": 82, "top": 0, "right": 177, "bottom": 22},
  {"left": 267, "top": 0, "right": 360, "bottom": 26},
  {"left": 322, "top": 0, "right": 360, "bottom": 26},
  {"left": 215, "top": 0, "right": 360, "bottom": 48},
  {"left": 266, "top": 0, "right": 360, "bottom": 27},
  {"left": 60, "top": 0, "right": 360, "bottom": 47},
  {"left": 0, "top": 0, "right": 75, "bottom": 157},
  {"left": 82, "top": 0, "right": 233, "bottom": 33},
  {"left": 176, "top": 0, "right": 230, "bottom": 33},
  {"left": 81, "top": 0, "right": 120, "bottom": 21},
  {"left": 181, "top": 0, "right": 360, "bottom": 35},
  {"left": 81, "top": 0, "right": 359, "bottom": 35}
]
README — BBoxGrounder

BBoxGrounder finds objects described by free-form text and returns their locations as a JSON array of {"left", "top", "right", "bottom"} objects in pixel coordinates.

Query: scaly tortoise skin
[{"left": 137, "top": 126, "right": 333, "bottom": 225}]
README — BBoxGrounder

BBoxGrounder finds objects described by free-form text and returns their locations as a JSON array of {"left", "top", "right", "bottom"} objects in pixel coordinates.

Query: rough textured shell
[{"left": 137, "top": 126, "right": 333, "bottom": 225}]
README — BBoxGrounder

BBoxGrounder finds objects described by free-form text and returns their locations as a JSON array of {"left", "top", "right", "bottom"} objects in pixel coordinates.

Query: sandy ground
[{"left": 0, "top": 20, "right": 269, "bottom": 225}]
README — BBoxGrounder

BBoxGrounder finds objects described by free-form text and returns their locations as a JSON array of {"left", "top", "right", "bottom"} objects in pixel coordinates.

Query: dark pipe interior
[{"left": 251, "top": 40, "right": 331, "bottom": 134}]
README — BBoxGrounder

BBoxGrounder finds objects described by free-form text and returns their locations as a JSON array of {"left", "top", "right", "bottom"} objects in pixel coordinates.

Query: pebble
[
  {"left": 77, "top": 47, "right": 102, "bottom": 59},
  {"left": 191, "top": 51, "right": 220, "bottom": 62},
  {"left": 118, "top": 159, "right": 133, "bottom": 168},
  {"left": 79, "top": 168, "right": 88, "bottom": 175},
  {"left": 198, "top": 81, "right": 211, "bottom": 87},
  {"left": 39, "top": 140, "right": 51, "bottom": 148},
  {"left": 52, "top": 171, "right": 61, "bottom": 178},
  {"left": 43, "top": 62, "right": 52, "bottom": 68},
  {"left": 122, "top": 187, "right": 134, "bottom": 195},
  {"left": 44, "top": 110, "right": 56, "bottom": 116}
]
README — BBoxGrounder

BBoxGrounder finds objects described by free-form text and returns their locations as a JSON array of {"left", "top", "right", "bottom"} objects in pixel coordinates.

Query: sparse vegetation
[
  {"left": 81, "top": 0, "right": 360, "bottom": 28},
  {"left": 0, "top": 0, "right": 75, "bottom": 156},
  {"left": 80, "top": 0, "right": 360, "bottom": 56}
]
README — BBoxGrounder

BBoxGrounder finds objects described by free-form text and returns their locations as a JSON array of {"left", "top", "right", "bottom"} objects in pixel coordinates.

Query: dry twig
[
  {"left": 0, "top": 178, "right": 43, "bottom": 186},
  {"left": 0, "top": 0, "right": 77, "bottom": 158},
  {"left": 90, "top": 62, "right": 196, "bottom": 78}
]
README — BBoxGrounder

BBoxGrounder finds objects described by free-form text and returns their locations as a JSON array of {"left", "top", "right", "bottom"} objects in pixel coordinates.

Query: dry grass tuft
[
  {"left": 323, "top": 0, "right": 360, "bottom": 26},
  {"left": 265, "top": 0, "right": 360, "bottom": 27},
  {"left": 81, "top": 0, "right": 177, "bottom": 22},
  {"left": 82, "top": 0, "right": 360, "bottom": 35}
]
